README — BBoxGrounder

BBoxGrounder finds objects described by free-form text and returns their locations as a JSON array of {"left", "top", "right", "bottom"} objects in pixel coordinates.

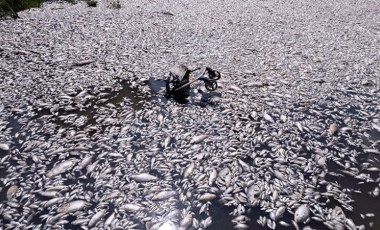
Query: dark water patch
[
  {"left": 300, "top": 143, "right": 313, "bottom": 158},
  {"left": 204, "top": 201, "right": 235, "bottom": 230},
  {"left": 241, "top": 155, "right": 254, "bottom": 165},
  {"left": 61, "top": 172, "right": 96, "bottom": 192},
  {"left": 45, "top": 155, "right": 62, "bottom": 170},
  {"left": 324, "top": 151, "right": 380, "bottom": 229},
  {"left": 0, "top": 182, "right": 11, "bottom": 202},
  {"left": 244, "top": 206, "right": 270, "bottom": 229},
  {"left": 26, "top": 156, "right": 35, "bottom": 166},
  {"left": 0, "top": 164, "right": 8, "bottom": 199},
  {"left": 254, "top": 143, "right": 272, "bottom": 152},
  {"left": 62, "top": 172, "right": 82, "bottom": 186},
  {"left": 30, "top": 79, "right": 149, "bottom": 129},
  {"left": 88, "top": 129, "right": 97, "bottom": 137},
  {"left": 147, "top": 77, "right": 168, "bottom": 104},
  {"left": 0, "top": 148, "right": 8, "bottom": 159},
  {"left": 351, "top": 191, "right": 380, "bottom": 229},
  {"left": 367, "top": 129, "right": 380, "bottom": 143},
  {"left": 106, "top": 80, "right": 148, "bottom": 111},
  {"left": 173, "top": 96, "right": 190, "bottom": 105},
  {"left": 4, "top": 115, "right": 26, "bottom": 150},
  {"left": 30, "top": 208, "right": 50, "bottom": 227},
  {"left": 7, "top": 116, "right": 22, "bottom": 136},
  {"left": 8, "top": 156, "right": 18, "bottom": 166},
  {"left": 148, "top": 77, "right": 166, "bottom": 94},
  {"left": 63, "top": 215, "right": 80, "bottom": 230},
  {"left": 149, "top": 169, "right": 163, "bottom": 179},
  {"left": 346, "top": 105, "right": 360, "bottom": 115}
]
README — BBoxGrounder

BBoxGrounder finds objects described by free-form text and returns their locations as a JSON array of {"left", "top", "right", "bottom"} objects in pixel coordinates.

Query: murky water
[
  {"left": 1, "top": 78, "right": 379, "bottom": 229},
  {"left": 30, "top": 79, "right": 148, "bottom": 129}
]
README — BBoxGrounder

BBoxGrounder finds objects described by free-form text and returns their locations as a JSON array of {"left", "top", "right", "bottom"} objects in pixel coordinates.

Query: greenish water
[{"left": 0, "top": 0, "right": 42, "bottom": 18}]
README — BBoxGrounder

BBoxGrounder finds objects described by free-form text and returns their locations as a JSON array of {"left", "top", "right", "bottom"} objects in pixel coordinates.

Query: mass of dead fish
[{"left": 0, "top": 0, "right": 379, "bottom": 230}]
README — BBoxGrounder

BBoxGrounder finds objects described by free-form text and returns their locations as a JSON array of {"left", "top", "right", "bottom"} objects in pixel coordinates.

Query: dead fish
[
  {"left": 222, "top": 109, "right": 232, "bottom": 114},
  {"left": 279, "top": 221, "right": 291, "bottom": 227},
  {"left": 295, "top": 122, "right": 303, "bottom": 132},
  {"left": 38, "top": 190, "right": 62, "bottom": 198},
  {"left": 72, "top": 59, "right": 94, "bottom": 67},
  {"left": 105, "top": 212, "right": 116, "bottom": 227},
  {"left": 86, "top": 160, "right": 99, "bottom": 174},
  {"left": 183, "top": 161, "right": 195, "bottom": 178},
  {"left": 190, "top": 135, "right": 208, "bottom": 144},
  {"left": 235, "top": 223, "right": 249, "bottom": 229},
  {"left": 180, "top": 213, "right": 193, "bottom": 229},
  {"left": 263, "top": 112, "right": 274, "bottom": 123},
  {"left": 280, "top": 114, "right": 287, "bottom": 122},
  {"left": 275, "top": 206, "right": 286, "bottom": 220},
  {"left": 103, "top": 191, "right": 123, "bottom": 201},
  {"left": 89, "top": 209, "right": 107, "bottom": 227},
  {"left": 122, "top": 204, "right": 144, "bottom": 212},
  {"left": 208, "top": 168, "right": 218, "bottom": 185},
  {"left": 372, "top": 123, "right": 380, "bottom": 132},
  {"left": 46, "top": 213, "right": 65, "bottom": 225},
  {"left": 201, "top": 216, "right": 212, "bottom": 228},
  {"left": 158, "top": 220, "right": 177, "bottom": 230},
  {"left": 6, "top": 185, "right": 19, "bottom": 200},
  {"left": 131, "top": 173, "right": 158, "bottom": 182},
  {"left": 152, "top": 190, "right": 176, "bottom": 201},
  {"left": 199, "top": 193, "right": 216, "bottom": 201},
  {"left": 7, "top": 201, "right": 20, "bottom": 208},
  {"left": 250, "top": 111, "right": 258, "bottom": 119},
  {"left": 157, "top": 113, "right": 164, "bottom": 124},
  {"left": 72, "top": 218, "right": 90, "bottom": 226},
  {"left": 57, "top": 200, "right": 88, "bottom": 213},
  {"left": 44, "top": 197, "right": 65, "bottom": 208},
  {"left": 365, "top": 167, "right": 380, "bottom": 172},
  {"left": 273, "top": 170, "right": 287, "bottom": 181},
  {"left": 161, "top": 11, "right": 174, "bottom": 16},
  {"left": 345, "top": 219, "right": 356, "bottom": 230},
  {"left": 294, "top": 204, "right": 310, "bottom": 223},
  {"left": 230, "top": 85, "right": 242, "bottom": 92},
  {"left": 164, "top": 136, "right": 171, "bottom": 148},
  {"left": 329, "top": 123, "right": 339, "bottom": 135},
  {"left": 77, "top": 156, "right": 92, "bottom": 170},
  {"left": 363, "top": 149, "right": 379, "bottom": 154},
  {"left": 0, "top": 143, "right": 9, "bottom": 151},
  {"left": 372, "top": 187, "right": 379, "bottom": 197},
  {"left": 47, "top": 159, "right": 77, "bottom": 177},
  {"left": 316, "top": 155, "right": 327, "bottom": 167},
  {"left": 246, "top": 81, "right": 265, "bottom": 87}
]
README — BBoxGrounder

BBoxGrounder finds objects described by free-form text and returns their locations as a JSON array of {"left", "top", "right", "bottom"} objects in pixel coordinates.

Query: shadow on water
[
  {"left": 31, "top": 79, "right": 149, "bottom": 129},
  {"left": 147, "top": 77, "right": 167, "bottom": 94},
  {"left": 107, "top": 80, "right": 148, "bottom": 111},
  {"left": 206, "top": 201, "right": 235, "bottom": 230},
  {"left": 147, "top": 77, "right": 169, "bottom": 104}
]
